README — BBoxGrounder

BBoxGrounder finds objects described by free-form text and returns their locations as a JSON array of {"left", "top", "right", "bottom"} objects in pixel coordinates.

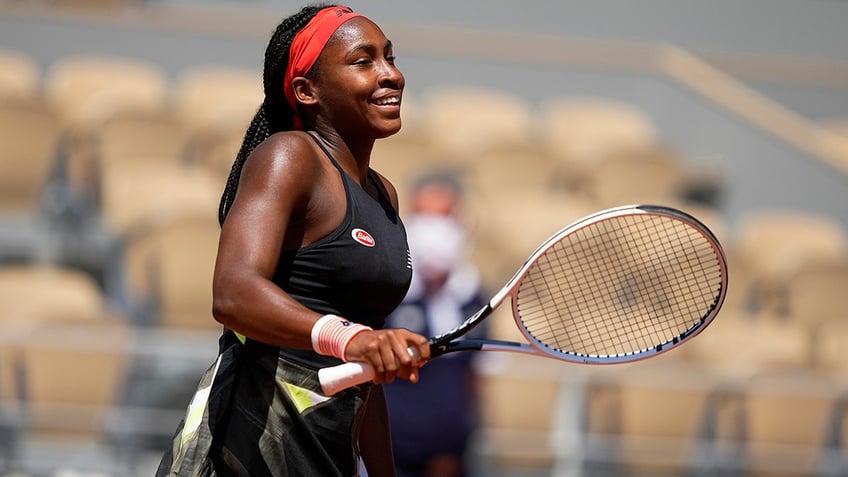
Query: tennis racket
[{"left": 319, "top": 204, "right": 728, "bottom": 396}]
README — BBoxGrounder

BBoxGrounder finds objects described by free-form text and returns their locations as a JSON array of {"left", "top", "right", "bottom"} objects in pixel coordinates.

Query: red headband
[{"left": 284, "top": 6, "right": 364, "bottom": 129}]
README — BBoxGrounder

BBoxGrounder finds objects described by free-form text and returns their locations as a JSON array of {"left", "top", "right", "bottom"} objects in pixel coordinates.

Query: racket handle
[
  {"left": 319, "top": 361, "right": 375, "bottom": 396},
  {"left": 318, "top": 347, "right": 420, "bottom": 396}
]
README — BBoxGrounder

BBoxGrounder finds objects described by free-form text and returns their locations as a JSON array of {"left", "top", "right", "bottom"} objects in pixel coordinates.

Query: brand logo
[{"left": 351, "top": 228, "right": 376, "bottom": 247}]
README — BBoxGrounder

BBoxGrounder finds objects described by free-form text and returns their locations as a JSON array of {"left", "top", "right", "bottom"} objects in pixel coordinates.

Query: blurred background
[{"left": 0, "top": 0, "right": 846, "bottom": 476}]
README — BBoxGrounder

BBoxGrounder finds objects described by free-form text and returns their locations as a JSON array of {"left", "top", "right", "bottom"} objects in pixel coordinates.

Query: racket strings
[{"left": 516, "top": 213, "right": 723, "bottom": 358}]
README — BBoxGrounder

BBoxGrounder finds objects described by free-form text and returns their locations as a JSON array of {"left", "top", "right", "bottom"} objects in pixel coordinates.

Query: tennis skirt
[{"left": 155, "top": 331, "right": 372, "bottom": 477}]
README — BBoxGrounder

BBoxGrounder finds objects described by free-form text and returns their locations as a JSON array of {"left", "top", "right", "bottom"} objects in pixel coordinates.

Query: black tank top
[{"left": 275, "top": 134, "right": 413, "bottom": 369}]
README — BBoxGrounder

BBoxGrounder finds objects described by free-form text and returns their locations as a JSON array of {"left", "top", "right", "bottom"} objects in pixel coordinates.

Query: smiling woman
[{"left": 155, "top": 4, "right": 430, "bottom": 477}]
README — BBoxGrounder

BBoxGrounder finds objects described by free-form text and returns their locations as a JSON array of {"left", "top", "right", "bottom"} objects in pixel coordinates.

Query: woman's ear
[{"left": 292, "top": 77, "right": 318, "bottom": 106}]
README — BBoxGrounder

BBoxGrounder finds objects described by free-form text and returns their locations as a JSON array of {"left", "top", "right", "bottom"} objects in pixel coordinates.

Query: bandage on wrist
[{"left": 311, "top": 314, "right": 372, "bottom": 361}]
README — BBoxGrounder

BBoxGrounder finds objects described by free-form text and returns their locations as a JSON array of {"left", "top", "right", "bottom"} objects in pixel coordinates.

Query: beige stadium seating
[
  {"left": 99, "top": 161, "right": 221, "bottom": 235},
  {"left": 44, "top": 54, "right": 169, "bottom": 130},
  {"left": 740, "top": 369, "right": 846, "bottom": 477},
  {"left": 732, "top": 210, "right": 847, "bottom": 317},
  {"left": 0, "top": 99, "right": 63, "bottom": 215},
  {"left": 173, "top": 65, "right": 262, "bottom": 138},
  {"left": 539, "top": 96, "right": 658, "bottom": 180},
  {"left": 0, "top": 264, "right": 107, "bottom": 411},
  {"left": 585, "top": 142, "right": 687, "bottom": 208},
  {"left": 475, "top": 352, "right": 565, "bottom": 471},
  {"left": 122, "top": 210, "right": 222, "bottom": 330},
  {"left": 581, "top": 360, "right": 743, "bottom": 476},
  {"left": 19, "top": 317, "right": 133, "bottom": 441},
  {"left": 96, "top": 110, "right": 192, "bottom": 167},
  {"left": 0, "top": 48, "right": 41, "bottom": 101},
  {"left": 421, "top": 85, "right": 535, "bottom": 158}
]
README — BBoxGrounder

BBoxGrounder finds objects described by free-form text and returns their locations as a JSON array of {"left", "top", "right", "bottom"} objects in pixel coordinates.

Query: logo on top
[{"left": 351, "top": 228, "right": 376, "bottom": 247}]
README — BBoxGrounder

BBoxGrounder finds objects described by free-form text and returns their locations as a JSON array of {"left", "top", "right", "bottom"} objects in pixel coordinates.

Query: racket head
[{"left": 510, "top": 204, "right": 728, "bottom": 364}]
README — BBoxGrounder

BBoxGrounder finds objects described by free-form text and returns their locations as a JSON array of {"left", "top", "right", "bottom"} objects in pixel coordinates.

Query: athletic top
[{"left": 275, "top": 133, "right": 413, "bottom": 369}]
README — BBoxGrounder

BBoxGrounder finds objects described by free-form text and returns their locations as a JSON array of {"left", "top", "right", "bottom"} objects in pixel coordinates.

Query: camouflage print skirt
[{"left": 156, "top": 331, "right": 372, "bottom": 477}]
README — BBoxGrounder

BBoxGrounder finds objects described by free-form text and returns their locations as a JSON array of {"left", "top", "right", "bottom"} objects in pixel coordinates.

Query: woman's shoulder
[
  {"left": 237, "top": 131, "right": 325, "bottom": 193},
  {"left": 244, "top": 131, "right": 325, "bottom": 174},
  {"left": 252, "top": 130, "right": 318, "bottom": 161}
]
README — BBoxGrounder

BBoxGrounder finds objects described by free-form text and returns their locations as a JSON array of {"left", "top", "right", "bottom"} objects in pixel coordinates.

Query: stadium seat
[
  {"left": 19, "top": 317, "right": 133, "bottom": 440},
  {"left": 0, "top": 264, "right": 108, "bottom": 422},
  {"left": 173, "top": 65, "right": 262, "bottom": 138},
  {"left": 733, "top": 210, "right": 847, "bottom": 317},
  {"left": 0, "top": 48, "right": 41, "bottom": 101},
  {"left": 98, "top": 161, "right": 221, "bottom": 235},
  {"left": 44, "top": 54, "right": 169, "bottom": 130},
  {"left": 421, "top": 85, "right": 534, "bottom": 158},
  {"left": 581, "top": 360, "right": 744, "bottom": 476},
  {"left": 783, "top": 257, "right": 848, "bottom": 329},
  {"left": 122, "top": 210, "right": 222, "bottom": 330},
  {"left": 811, "top": 317, "right": 848, "bottom": 372},
  {"left": 475, "top": 352, "right": 565, "bottom": 471},
  {"left": 466, "top": 145, "right": 561, "bottom": 205},
  {"left": 538, "top": 96, "right": 658, "bottom": 180},
  {"left": 96, "top": 110, "right": 192, "bottom": 168},
  {"left": 740, "top": 369, "right": 846, "bottom": 477},
  {"left": 683, "top": 310, "right": 812, "bottom": 372},
  {"left": 0, "top": 99, "right": 63, "bottom": 216},
  {"left": 585, "top": 142, "right": 687, "bottom": 208}
]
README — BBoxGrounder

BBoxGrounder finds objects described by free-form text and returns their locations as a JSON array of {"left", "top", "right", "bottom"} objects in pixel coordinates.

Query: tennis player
[{"left": 156, "top": 4, "right": 430, "bottom": 476}]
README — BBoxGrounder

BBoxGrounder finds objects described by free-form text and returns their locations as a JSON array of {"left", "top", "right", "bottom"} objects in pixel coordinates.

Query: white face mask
[{"left": 405, "top": 213, "right": 468, "bottom": 280}]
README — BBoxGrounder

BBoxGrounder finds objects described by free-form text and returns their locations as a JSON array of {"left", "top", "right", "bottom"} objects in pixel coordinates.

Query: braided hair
[{"left": 218, "top": 3, "right": 338, "bottom": 226}]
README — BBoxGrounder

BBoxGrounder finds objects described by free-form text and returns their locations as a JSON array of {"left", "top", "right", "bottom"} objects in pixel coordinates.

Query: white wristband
[{"left": 311, "top": 314, "right": 372, "bottom": 361}]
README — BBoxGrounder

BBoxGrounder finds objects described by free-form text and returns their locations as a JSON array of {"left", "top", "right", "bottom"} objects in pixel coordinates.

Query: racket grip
[
  {"left": 318, "top": 347, "right": 421, "bottom": 396},
  {"left": 319, "top": 361, "right": 376, "bottom": 396}
]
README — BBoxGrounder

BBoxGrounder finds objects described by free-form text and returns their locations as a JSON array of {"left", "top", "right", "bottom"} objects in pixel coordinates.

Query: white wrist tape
[{"left": 311, "top": 314, "right": 372, "bottom": 361}]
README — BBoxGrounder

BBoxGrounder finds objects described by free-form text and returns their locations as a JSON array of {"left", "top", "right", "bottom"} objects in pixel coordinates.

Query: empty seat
[
  {"left": 733, "top": 210, "right": 847, "bottom": 317},
  {"left": 19, "top": 317, "right": 133, "bottom": 444},
  {"left": 783, "top": 258, "right": 848, "bottom": 328},
  {"left": 475, "top": 352, "right": 565, "bottom": 470},
  {"left": 812, "top": 318, "right": 848, "bottom": 372},
  {"left": 741, "top": 369, "right": 845, "bottom": 477},
  {"left": 0, "top": 264, "right": 105, "bottom": 323},
  {"left": 173, "top": 65, "right": 262, "bottom": 138},
  {"left": 122, "top": 211, "right": 222, "bottom": 330},
  {"left": 44, "top": 54, "right": 169, "bottom": 131},
  {"left": 683, "top": 311, "right": 812, "bottom": 373},
  {"left": 99, "top": 161, "right": 222, "bottom": 235},
  {"left": 0, "top": 264, "right": 107, "bottom": 415},
  {"left": 43, "top": 54, "right": 171, "bottom": 206},
  {"left": 0, "top": 99, "right": 63, "bottom": 216},
  {"left": 466, "top": 145, "right": 561, "bottom": 204},
  {"left": 539, "top": 96, "right": 657, "bottom": 177},
  {"left": 585, "top": 142, "right": 687, "bottom": 208},
  {"left": 0, "top": 48, "right": 41, "bottom": 101},
  {"left": 190, "top": 127, "right": 245, "bottom": 183},
  {"left": 421, "top": 85, "right": 534, "bottom": 157},
  {"left": 96, "top": 110, "right": 192, "bottom": 167},
  {"left": 581, "top": 360, "right": 743, "bottom": 476},
  {"left": 734, "top": 210, "right": 847, "bottom": 279}
]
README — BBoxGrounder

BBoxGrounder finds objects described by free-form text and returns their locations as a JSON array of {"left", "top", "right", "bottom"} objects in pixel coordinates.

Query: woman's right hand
[{"left": 343, "top": 328, "right": 431, "bottom": 384}]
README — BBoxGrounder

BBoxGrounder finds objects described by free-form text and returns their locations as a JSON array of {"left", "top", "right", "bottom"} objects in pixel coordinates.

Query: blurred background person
[{"left": 382, "top": 171, "right": 488, "bottom": 477}]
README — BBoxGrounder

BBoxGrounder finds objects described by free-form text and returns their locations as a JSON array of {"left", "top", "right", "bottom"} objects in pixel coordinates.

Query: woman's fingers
[{"left": 345, "top": 329, "right": 430, "bottom": 384}]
